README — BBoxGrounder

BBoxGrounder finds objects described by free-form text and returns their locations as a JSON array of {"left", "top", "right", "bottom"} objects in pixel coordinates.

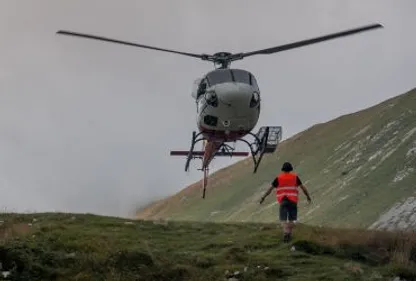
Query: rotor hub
[
  {"left": 211, "top": 52, "right": 233, "bottom": 69},
  {"left": 212, "top": 52, "right": 232, "bottom": 59}
]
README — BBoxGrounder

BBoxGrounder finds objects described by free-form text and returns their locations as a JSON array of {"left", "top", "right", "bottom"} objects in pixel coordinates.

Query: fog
[{"left": 0, "top": 0, "right": 415, "bottom": 217}]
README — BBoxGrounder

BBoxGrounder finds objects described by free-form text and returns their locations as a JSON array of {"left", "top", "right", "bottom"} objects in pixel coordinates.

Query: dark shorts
[{"left": 279, "top": 197, "right": 297, "bottom": 221}]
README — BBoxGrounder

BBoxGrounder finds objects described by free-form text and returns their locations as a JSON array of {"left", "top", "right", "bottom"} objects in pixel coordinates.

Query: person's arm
[
  {"left": 260, "top": 178, "right": 277, "bottom": 204},
  {"left": 297, "top": 176, "right": 312, "bottom": 203},
  {"left": 300, "top": 185, "right": 312, "bottom": 203}
]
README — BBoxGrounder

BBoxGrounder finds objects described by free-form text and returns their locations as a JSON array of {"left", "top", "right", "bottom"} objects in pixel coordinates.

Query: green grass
[
  {"left": 137, "top": 88, "right": 416, "bottom": 230},
  {"left": 0, "top": 213, "right": 415, "bottom": 280}
]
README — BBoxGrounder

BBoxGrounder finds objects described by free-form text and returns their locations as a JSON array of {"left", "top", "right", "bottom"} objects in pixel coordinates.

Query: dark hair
[{"left": 281, "top": 162, "right": 293, "bottom": 172}]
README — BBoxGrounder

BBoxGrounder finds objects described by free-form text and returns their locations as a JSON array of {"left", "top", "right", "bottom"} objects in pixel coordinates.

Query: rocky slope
[{"left": 137, "top": 88, "right": 416, "bottom": 231}]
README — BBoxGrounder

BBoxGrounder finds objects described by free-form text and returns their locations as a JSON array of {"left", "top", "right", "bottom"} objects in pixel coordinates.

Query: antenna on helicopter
[{"left": 56, "top": 23, "right": 383, "bottom": 69}]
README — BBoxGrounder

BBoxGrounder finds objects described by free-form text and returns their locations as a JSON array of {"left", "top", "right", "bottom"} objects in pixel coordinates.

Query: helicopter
[{"left": 56, "top": 23, "right": 383, "bottom": 198}]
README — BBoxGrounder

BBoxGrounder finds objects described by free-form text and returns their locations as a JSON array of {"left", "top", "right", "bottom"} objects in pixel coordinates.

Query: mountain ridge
[{"left": 137, "top": 87, "right": 416, "bottom": 231}]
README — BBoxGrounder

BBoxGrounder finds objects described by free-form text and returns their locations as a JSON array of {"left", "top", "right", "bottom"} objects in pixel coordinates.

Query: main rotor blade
[
  {"left": 56, "top": 30, "right": 205, "bottom": 59},
  {"left": 240, "top": 23, "right": 383, "bottom": 58}
]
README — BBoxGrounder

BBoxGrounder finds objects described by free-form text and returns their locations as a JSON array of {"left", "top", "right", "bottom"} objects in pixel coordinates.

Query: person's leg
[
  {"left": 285, "top": 202, "right": 298, "bottom": 242},
  {"left": 282, "top": 222, "right": 292, "bottom": 243},
  {"left": 279, "top": 202, "right": 291, "bottom": 242}
]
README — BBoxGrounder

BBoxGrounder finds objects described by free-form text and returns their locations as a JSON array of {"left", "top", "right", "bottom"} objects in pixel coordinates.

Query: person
[{"left": 259, "top": 162, "right": 312, "bottom": 243}]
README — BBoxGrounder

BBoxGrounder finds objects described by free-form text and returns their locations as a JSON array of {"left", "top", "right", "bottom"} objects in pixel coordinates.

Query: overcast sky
[{"left": 0, "top": 0, "right": 415, "bottom": 217}]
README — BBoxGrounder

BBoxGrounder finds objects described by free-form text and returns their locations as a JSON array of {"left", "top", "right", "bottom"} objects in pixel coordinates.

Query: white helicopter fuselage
[
  {"left": 55, "top": 23, "right": 383, "bottom": 199},
  {"left": 192, "top": 68, "right": 261, "bottom": 142}
]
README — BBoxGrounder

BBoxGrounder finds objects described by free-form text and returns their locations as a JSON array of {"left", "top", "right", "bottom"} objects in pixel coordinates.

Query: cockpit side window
[
  {"left": 206, "top": 69, "right": 233, "bottom": 86},
  {"left": 196, "top": 78, "right": 207, "bottom": 99},
  {"left": 249, "top": 73, "right": 259, "bottom": 91}
]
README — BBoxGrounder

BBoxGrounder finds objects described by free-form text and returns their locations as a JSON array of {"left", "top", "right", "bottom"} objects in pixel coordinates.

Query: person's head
[{"left": 281, "top": 162, "right": 293, "bottom": 172}]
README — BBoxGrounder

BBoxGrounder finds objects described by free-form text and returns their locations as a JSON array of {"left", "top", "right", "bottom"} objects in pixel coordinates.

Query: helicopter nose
[{"left": 214, "top": 83, "right": 254, "bottom": 107}]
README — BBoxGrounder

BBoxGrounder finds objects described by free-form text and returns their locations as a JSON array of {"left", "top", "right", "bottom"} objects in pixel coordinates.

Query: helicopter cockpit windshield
[
  {"left": 205, "top": 69, "right": 258, "bottom": 89},
  {"left": 206, "top": 69, "right": 232, "bottom": 86}
]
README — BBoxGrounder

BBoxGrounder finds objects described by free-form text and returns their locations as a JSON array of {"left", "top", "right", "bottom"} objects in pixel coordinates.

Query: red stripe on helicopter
[{"left": 169, "top": 151, "right": 249, "bottom": 156}]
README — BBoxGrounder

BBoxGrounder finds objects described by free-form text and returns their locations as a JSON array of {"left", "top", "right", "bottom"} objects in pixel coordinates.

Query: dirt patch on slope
[{"left": 0, "top": 222, "right": 32, "bottom": 241}]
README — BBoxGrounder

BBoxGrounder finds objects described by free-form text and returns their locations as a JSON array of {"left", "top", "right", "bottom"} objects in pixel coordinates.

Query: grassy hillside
[
  {"left": 0, "top": 213, "right": 415, "bottom": 280},
  {"left": 136, "top": 88, "right": 416, "bottom": 230}
]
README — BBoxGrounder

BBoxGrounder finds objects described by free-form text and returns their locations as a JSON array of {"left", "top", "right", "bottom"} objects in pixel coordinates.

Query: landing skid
[{"left": 170, "top": 126, "right": 282, "bottom": 198}]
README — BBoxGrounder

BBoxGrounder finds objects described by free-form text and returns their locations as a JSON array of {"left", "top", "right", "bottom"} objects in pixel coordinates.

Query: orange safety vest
[{"left": 275, "top": 172, "right": 299, "bottom": 203}]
